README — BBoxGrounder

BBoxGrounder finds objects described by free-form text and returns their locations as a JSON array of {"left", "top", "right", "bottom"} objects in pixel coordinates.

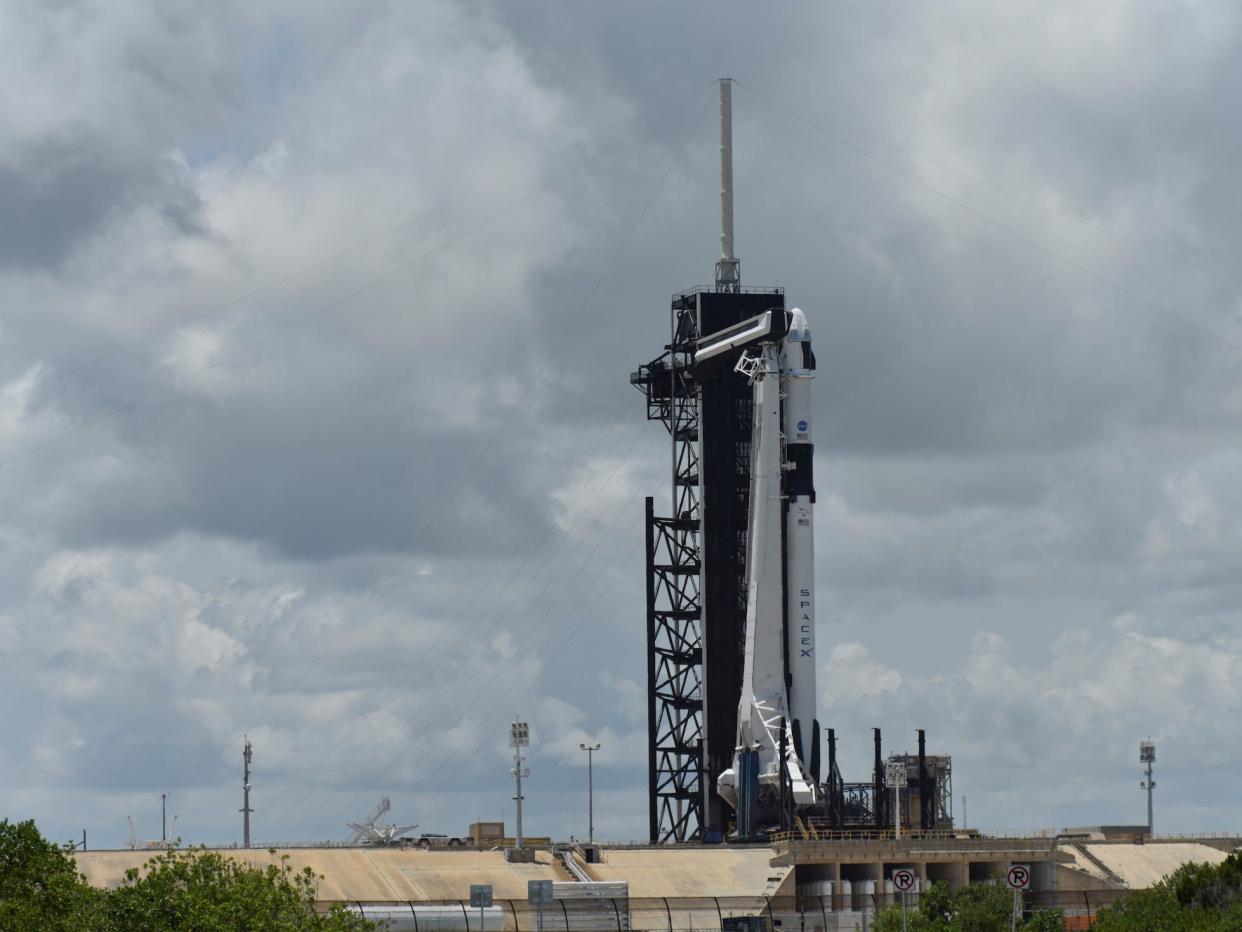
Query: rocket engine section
[{"left": 694, "top": 307, "right": 820, "bottom": 835}]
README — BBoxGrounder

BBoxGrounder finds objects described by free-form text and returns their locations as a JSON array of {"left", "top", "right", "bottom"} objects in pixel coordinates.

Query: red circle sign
[
  {"left": 892, "top": 869, "right": 916, "bottom": 892},
  {"left": 1007, "top": 865, "right": 1030, "bottom": 890}
]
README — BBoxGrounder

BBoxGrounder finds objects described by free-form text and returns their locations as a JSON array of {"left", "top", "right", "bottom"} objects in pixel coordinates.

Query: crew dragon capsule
[{"left": 693, "top": 307, "right": 820, "bottom": 831}]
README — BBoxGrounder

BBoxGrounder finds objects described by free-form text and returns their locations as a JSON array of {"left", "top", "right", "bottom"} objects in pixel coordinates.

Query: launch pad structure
[
  {"left": 633, "top": 285, "right": 785, "bottom": 842},
  {"left": 631, "top": 80, "right": 954, "bottom": 844}
]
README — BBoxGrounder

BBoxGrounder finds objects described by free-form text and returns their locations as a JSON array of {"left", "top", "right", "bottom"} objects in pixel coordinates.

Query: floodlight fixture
[{"left": 510, "top": 722, "right": 529, "bottom": 748}]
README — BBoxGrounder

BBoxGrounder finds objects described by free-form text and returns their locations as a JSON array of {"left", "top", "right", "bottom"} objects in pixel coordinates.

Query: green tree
[
  {"left": 872, "top": 880, "right": 1062, "bottom": 932},
  {"left": 1092, "top": 853, "right": 1242, "bottom": 932},
  {"left": 1169, "top": 852, "right": 1242, "bottom": 911},
  {"left": 100, "top": 847, "right": 375, "bottom": 931},
  {"left": 0, "top": 818, "right": 101, "bottom": 931}
]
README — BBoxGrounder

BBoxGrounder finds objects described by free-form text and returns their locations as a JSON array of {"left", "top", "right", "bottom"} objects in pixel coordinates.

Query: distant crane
[
  {"left": 346, "top": 797, "right": 390, "bottom": 844},
  {"left": 346, "top": 797, "right": 418, "bottom": 845},
  {"left": 126, "top": 813, "right": 178, "bottom": 850},
  {"left": 127, "top": 816, "right": 140, "bottom": 850}
]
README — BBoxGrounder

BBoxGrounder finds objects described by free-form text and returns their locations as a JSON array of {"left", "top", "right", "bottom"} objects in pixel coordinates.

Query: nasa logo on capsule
[{"left": 797, "top": 420, "right": 808, "bottom": 432}]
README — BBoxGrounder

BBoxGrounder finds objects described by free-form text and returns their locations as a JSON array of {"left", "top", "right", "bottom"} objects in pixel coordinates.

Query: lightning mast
[{"left": 716, "top": 78, "right": 741, "bottom": 292}]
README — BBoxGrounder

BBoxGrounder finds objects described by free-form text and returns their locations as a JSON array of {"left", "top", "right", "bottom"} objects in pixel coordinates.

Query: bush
[
  {"left": 872, "top": 879, "right": 1062, "bottom": 932},
  {"left": 0, "top": 819, "right": 101, "bottom": 931},
  {"left": 101, "top": 847, "right": 374, "bottom": 931},
  {"left": 1093, "top": 852, "right": 1242, "bottom": 932},
  {"left": 0, "top": 821, "right": 374, "bottom": 931}
]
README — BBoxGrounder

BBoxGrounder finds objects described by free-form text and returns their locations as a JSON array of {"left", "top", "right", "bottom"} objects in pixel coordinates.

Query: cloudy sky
[{"left": 2, "top": 1, "right": 1241, "bottom": 848}]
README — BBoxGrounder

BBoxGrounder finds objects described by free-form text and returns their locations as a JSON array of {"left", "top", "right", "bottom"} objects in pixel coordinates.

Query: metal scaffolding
[{"left": 634, "top": 297, "right": 705, "bottom": 843}]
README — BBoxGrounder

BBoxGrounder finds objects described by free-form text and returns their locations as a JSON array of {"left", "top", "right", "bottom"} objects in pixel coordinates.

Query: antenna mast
[
  {"left": 715, "top": 78, "right": 741, "bottom": 292},
  {"left": 241, "top": 736, "right": 253, "bottom": 848}
]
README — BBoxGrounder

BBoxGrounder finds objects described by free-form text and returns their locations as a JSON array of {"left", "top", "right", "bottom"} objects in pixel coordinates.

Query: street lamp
[{"left": 579, "top": 743, "right": 601, "bottom": 843}]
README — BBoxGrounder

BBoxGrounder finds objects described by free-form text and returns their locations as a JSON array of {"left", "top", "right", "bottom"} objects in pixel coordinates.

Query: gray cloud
[{"left": 0, "top": 0, "right": 1240, "bottom": 848}]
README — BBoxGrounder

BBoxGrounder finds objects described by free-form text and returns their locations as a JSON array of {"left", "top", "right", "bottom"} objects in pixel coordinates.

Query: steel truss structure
[
  {"left": 635, "top": 299, "right": 703, "bottom": 844},
  {"left": 633, "top": 287, "right": 784, "bottom": 843}
]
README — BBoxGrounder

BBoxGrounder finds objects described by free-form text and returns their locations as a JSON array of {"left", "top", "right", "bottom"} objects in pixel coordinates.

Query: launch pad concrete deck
[
  {"left": 73, "top": 836, "right": 1241, "bottom": 906},
  {"left": 75, "top": 844, "right": 789, "bottom": 902}
]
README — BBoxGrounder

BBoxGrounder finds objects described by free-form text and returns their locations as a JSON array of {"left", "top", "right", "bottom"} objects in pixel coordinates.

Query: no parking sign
[
  {"left": 1007, "top": 865, "right": 1031, "bottom": 890},
  {"left": 892, "top": 869, "right": 917, "bottom": 893}
]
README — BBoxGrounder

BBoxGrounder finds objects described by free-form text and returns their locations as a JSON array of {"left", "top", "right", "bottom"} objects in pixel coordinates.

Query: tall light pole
[
  {"left": 886, "top": 761, "right": 907, "bottom": 840},
  {"left": 1140, "top": 739, "right": 1156, "bottom": 835},
  {"left": 511, "top": 722, "right": 530, "bottom": 849},
  {"left": 579, "top": 743, "right": 601, "bottom": 843}
]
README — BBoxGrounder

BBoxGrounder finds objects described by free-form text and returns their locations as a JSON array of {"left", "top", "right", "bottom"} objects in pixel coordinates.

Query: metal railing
[{"left": 344, "top": 891, "right": 1134, "bottom": 931}]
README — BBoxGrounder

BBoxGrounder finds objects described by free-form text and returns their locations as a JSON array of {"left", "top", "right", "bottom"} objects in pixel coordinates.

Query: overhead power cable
[
  {"left": 417, "top": 532, "right": 650, "bottom": 821},
  {"left": 0, "top": 84, "right": 711, "bottom": 472},
  {"left": 299, "top": 445, "right": 660, "bottom": 842},
  {"left": 42, "top": 83, "right": 710, "bottom": 376},
  {"left": 160, "top": 86, "right": 713, "bottom": 821},
  {"left": 254, "top": 404, "right": 657, "bottom": 830},
  {"left": 742, "top": 83, "right": 1242, "bottom": 289},
  {"left": 736, "top": 80, "right": 1242, "bottom": 358},
  {"left": 264, "top": 89, "right": 713, "bottom": 842},
  {"left": 232, "top": 84, "right": 709, "bottom": 731},
  {"left": 274, "top": 425, "right": 663, "bottom": 841}
]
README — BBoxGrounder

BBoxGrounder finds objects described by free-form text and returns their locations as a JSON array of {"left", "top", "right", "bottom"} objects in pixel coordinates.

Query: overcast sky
[{"left": 2, "top": 1, "right": 1241, "bottom": 848}]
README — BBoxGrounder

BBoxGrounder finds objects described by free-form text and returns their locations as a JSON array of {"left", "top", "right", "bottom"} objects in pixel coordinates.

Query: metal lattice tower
[
  {"left": 241, "top": 736, "right": 253, "bottom": 848},
  {"left": 632, "top": 79, "right": 787, "bottom": 842},
  {"left": 636, "top": 299, "right": 704, "bottom": 843}
]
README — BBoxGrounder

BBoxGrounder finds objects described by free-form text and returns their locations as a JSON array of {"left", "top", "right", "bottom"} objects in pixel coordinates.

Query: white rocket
[
  {"left": 695, "top": 307, "right": 820, "bottom": 824},
  {"left": 783, "top": 308, "right": 819, "bottom": 782}
]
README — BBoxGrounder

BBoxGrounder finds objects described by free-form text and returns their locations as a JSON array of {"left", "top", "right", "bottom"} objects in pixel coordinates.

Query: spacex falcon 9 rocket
[
  {"left": 634, "top": 78, "right": 825, "bottom": 841},
  {"left": 638, "top": 80, "right": 949, "bottom": 844},
  {"left": 694, "top": 307, "right": 820, "bottom": 833}
]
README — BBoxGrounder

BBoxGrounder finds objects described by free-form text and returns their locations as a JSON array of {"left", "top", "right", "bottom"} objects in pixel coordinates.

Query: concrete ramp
[
  {"left": 76, "top": 847, "right": 562, "bottom": 902},
  {"left": 586, "top": 847, "right": 788, "bottom": 898},
  {"left": 1079, "top": 843, "right": 1229, "bottom": 889}
]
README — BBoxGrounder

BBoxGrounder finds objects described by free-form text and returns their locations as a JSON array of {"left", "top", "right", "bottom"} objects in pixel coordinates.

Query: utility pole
[
  {"left": 511, "top": 722, "right": 529, "bottom": 849},
  {"left": 579, "top": 743, "right": 601, "bottom": 843},
  {"left": 962, "top": 796, "right": 967, "bottom": 830},
  {"left": 161, "top": 793, "right": 167, "bottom": 844},
  {"left": 241, "top": 736, "right": 253, "bottom": 848}
]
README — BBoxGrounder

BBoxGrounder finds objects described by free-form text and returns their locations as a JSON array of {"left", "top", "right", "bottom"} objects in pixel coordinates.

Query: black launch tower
[{"left": 632, "top": 286, "right": 784, "bottom": 842}]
